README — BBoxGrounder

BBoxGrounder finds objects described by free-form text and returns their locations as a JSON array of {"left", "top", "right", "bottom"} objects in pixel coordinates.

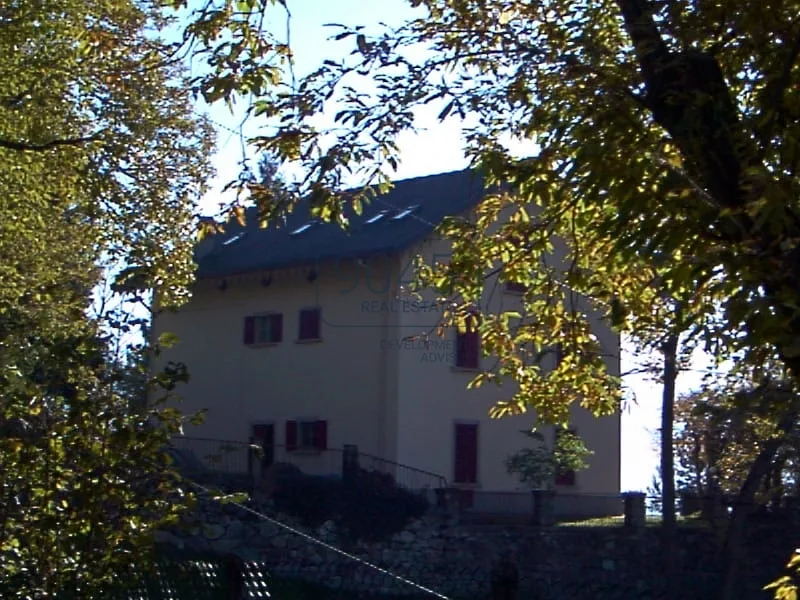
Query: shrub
[
  {"left": 272, "top": 474, "right": 341, "bottom": 528},
  {"left": 271, "top": 468, "right": 428, "bottom": 541},
  {"left": 338, "top": 469, "right": 428, "bottom": 541}
]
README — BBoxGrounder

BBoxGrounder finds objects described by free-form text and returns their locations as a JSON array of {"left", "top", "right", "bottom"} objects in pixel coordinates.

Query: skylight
[
  {"left": 392, "top": 205, "right": 420, "bottom": 220},
  {"left": 289, "top": 219, "right": 321, "bottom": 236},
  {"left": 222, "top": 233, "right": 244, "bottom": 246},
  {"left": 365, "top": 210, "right": 389, "bottom": 224}
]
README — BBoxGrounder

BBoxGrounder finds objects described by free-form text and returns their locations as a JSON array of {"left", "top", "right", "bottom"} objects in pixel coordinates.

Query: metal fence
[
  {"left": 167, "top": 436, "right": 253, "bottom": 475},
  {"left": 357, "top": 450, "right": 447, "bottom": 491},
  {"left": 167, "top": 436, "right": 447, "bottom": 493},
  {"left": 168, "top": 437, "right": 640, "bottom": 524},
  {"left": 552, "top": 492, "right": 624, "bottom": 519}
]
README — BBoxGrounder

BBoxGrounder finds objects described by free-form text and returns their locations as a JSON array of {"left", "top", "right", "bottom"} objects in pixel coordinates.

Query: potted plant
[{"left": 505, "top": 428, "right": 593, "bottom": 524}]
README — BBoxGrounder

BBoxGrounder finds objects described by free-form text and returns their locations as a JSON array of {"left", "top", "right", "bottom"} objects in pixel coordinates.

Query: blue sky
[{"left": 193, "top": 0, "right": 711, "bottom": 493}]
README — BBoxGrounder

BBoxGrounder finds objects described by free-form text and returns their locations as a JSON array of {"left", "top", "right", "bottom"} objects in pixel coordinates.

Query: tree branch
[
  {"left": 755, "top": 28, "right": 800, "bottom": 160},
  {"left": 0, "top": 134, "right": 102, "bottom": 152},
  {"left": 615, "top": 0, "right": 671, "bottom": 81},
  {"left": 616, "top": 0, "right": 748, "bottom": 229}
]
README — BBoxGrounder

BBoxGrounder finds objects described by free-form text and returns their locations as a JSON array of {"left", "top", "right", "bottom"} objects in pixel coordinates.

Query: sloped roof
[{"left": 196, "top": 169, "right": 487, "bottom": 279}]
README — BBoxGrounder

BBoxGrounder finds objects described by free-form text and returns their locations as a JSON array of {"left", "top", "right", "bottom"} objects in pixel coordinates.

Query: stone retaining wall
[{"left": 156, "top": 494, "right": 794, "bottom": 599}]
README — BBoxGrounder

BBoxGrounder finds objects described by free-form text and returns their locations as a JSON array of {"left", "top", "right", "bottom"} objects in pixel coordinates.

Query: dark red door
[
  {"left": 454, "top": 423, "right": 478, "bottom": 484},
  {"left": 251, "top": 423, "right": 275, "bottom": 473}
]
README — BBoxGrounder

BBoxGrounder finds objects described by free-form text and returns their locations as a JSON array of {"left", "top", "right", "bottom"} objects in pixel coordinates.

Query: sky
[{"left": 192, "top": 0, "right": 710, "bottom": 494}]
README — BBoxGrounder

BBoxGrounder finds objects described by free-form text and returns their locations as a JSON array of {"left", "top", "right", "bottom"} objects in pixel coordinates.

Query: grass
[{"left": 556, "top": 513, "right": 711, "bottom": 528}]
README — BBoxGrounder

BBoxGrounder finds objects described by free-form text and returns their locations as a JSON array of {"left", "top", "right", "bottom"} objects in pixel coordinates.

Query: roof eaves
[
  {"left": 196, "top": 243, "right": 411, "bottom": 280},
  {"left": 197, "top": 219, "right": 439, "bottom": 280}
]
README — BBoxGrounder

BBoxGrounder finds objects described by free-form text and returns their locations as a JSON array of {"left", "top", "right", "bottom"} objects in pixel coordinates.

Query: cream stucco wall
[
  {"left": 155, "top": 218, "right": 620, "bottom": 495},
  {"left": 391, "top": 229, "right": 621, "bottom": 494},
  {"left": 153, "top": 259, "right": 399, "bottom": 461}
]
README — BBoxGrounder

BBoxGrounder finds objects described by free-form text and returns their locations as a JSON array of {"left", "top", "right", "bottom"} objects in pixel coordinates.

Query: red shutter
[
  {"left": 243, "top": 316, "right": 255, "bottom": 345},
  {"left": 315, "top": 420, "right": 327, "bottom": 450},
  {"left": 299, "top": 308, "right": 321, "bottom": 340},
  {"left": 252, "top": 424, "right": 268, "bottom": 439},
  {"left": 456, "top": 329, "right": 479, "bottom": 368},
  {"left": 454, "top": 423, "right": 478, "bottom": 483},
  {"left": 270, "top": 313, "right": 283, "bottom": 343},
  {"left": 456, "top": 330, "right": 466, "bottom": 367},
  {"left": 285, "top": 421, "right": 298, "bottom": 451},
  {"left": 465, "top": 330, "right": 479, "bottom": 368},
  {"left": 299, "top": 310, "right": 311, "bottom": 339},
  {"left": 555, "top": 470, "right": 576, "bottom": 486}
]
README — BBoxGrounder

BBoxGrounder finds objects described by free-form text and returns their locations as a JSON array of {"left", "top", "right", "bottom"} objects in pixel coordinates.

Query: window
[
  {"left": 392, "top": 205, "right": 420, "bottom": 220},
  {"left": 554, "top": 427, "right": 577, "bottom": 486},
  {"left": 222, "top": 233, "right": 245, "bottom": 246},
  {"left": 285, "top": 420, "right": 327, "bottom": 452},
  {"left": 454, "top": 423, "right": 478, "bottom": 484},
  {"left": 243, "top": 313, "right": 283, "bottom": 345},
  {"left": 455, "top": 313, "right": 481, "bottom": 369},
  {"left": 298, "top": 307, "right": 321, "bottom": 340},
  {"left": 504, "top": 280, "right": 527, "bottom": 294},
  {"left": 289, "top": 220, "right": 320, "bottom": 236},
  {"left": 365, "top": 210, "right": 389, "bottom": 224}
]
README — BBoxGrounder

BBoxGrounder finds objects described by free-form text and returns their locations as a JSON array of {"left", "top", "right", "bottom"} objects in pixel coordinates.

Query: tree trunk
[{"left": 661, "top": 333, "right": 679, "bottom": 598}]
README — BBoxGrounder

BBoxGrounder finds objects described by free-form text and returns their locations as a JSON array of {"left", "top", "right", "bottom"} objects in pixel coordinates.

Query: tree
[
  {"left": 505, "top": 428, "right": 592, "bottom": 490},
  {"left": 675, "top": 376, "right": 800, "bottom": 512},
  {"left": 621, "top": 277, "right": 694, "bottom": 590},
  {"left": 0, "top": 0, "right": 215, "bottom": 596},
  {"left": 668, "top": 369, "right": 800, "bottom": 599}
]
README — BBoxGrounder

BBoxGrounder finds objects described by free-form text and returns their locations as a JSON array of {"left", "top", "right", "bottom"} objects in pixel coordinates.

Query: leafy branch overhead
[{"left": 0, "top": 0, "right": 214, "bottom": 596}]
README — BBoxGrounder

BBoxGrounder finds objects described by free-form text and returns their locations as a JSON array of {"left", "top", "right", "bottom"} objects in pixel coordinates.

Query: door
[
  {"left": 251, "top": 423, "right": 275, "bottom": 474},
  {"left": 454, "top": 423, "right": 478, "bottom": 509},
  {"left": 454, "top": 423, "right": 478, "bottom": 484}
]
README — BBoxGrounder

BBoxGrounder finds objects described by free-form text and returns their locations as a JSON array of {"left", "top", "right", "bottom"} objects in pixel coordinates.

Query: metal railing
[
  {"left": 357, "top": 451, "right": 448, "bottom": 492},
  {"left": 167, "top": 436, "right": 447, "bottom": 493},
  {"left": 552, "top": 492, "right": 625, "bottom": 519},
  {"left": 167, "top": 436, "right": 344, "bottom": 477},
  {"left": 167, "top": 437, "right": 630, "bottom": 523},
  {"left": 167, "top": 436, "right": 254, "bottom": 475}
]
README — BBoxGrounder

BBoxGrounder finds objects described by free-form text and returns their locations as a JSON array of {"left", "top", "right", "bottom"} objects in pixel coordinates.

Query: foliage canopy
[{"left": 0, "top": 0, "right": 213, "bottom": 596}]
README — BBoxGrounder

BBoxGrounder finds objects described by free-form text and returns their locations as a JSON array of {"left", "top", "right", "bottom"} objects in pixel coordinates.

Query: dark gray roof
[{"left": 196, "top": 169, "right": 487, "bottom": 279}]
